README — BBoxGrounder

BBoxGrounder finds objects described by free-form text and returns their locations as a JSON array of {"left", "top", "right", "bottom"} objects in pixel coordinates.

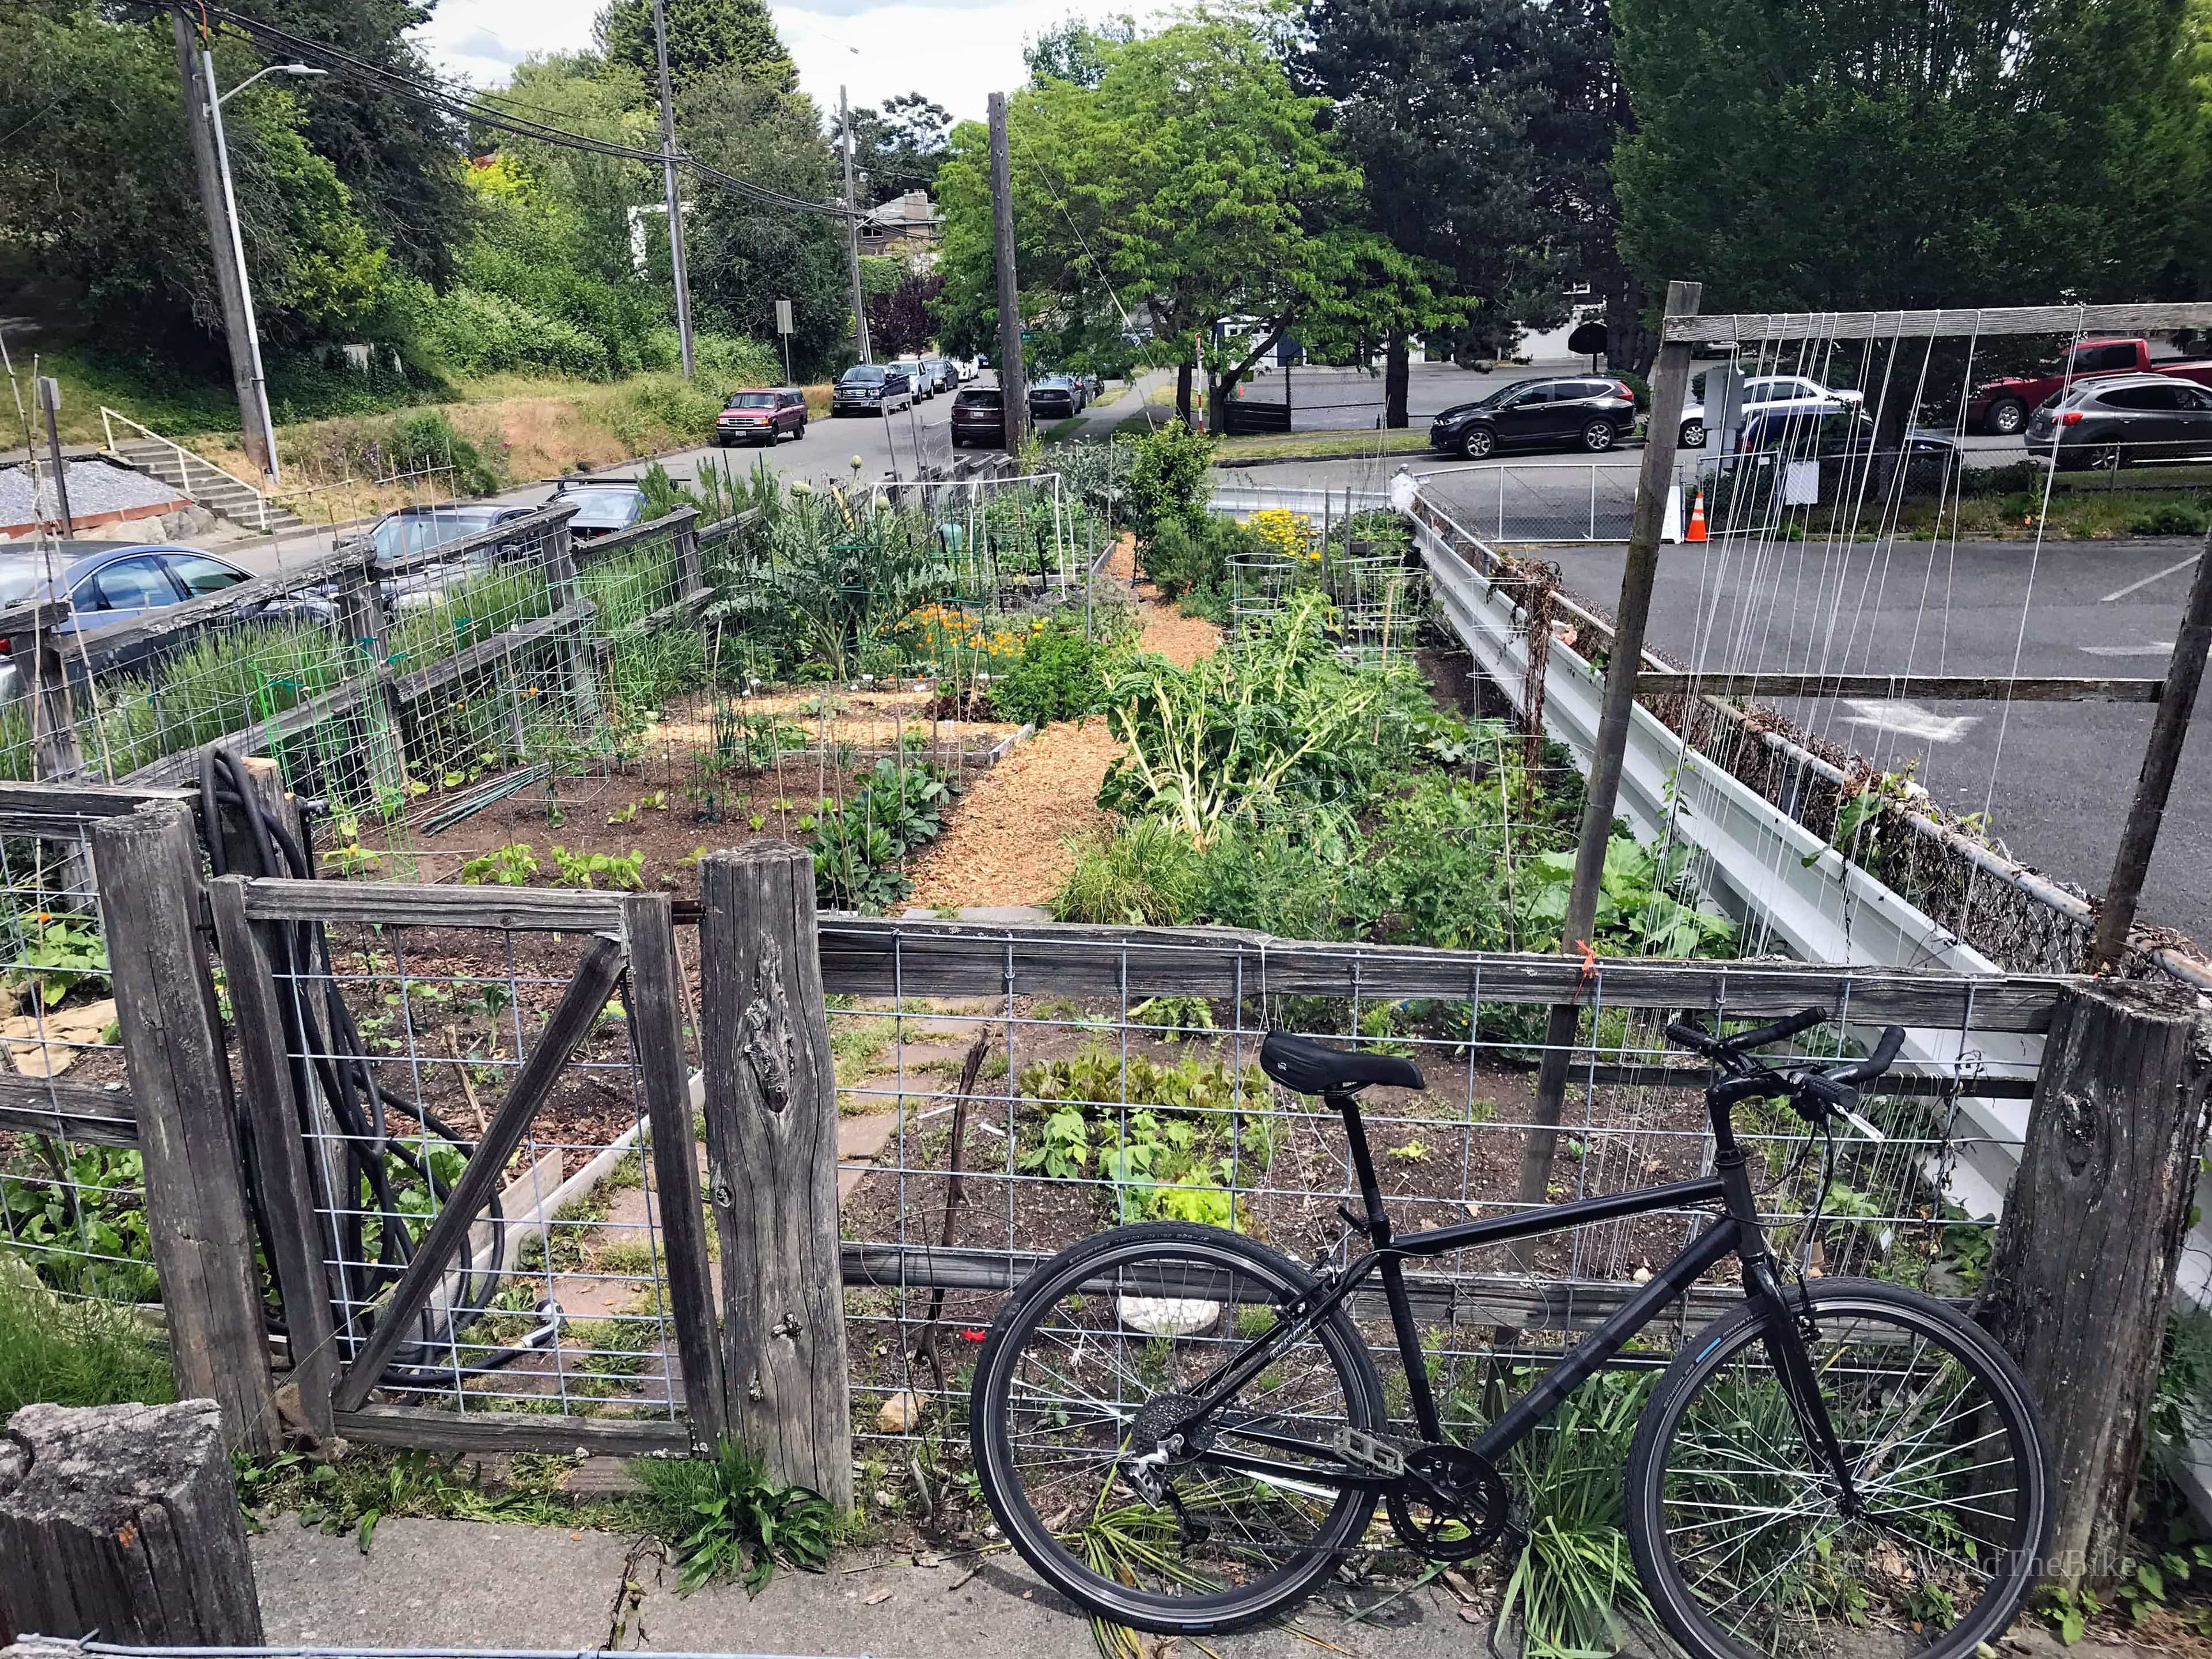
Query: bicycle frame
[{"left": 1172, "top": 1084, "right": 1839, "bottom": 1495}]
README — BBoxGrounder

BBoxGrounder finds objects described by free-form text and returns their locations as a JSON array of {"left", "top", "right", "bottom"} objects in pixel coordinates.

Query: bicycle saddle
[{"left": 1260, "top": 1031, "right": 1427, "bottom": 1096}]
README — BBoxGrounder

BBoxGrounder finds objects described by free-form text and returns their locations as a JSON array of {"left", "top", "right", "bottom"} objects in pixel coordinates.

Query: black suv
[
  {"left": 1429, "top": 376, "right": 1639, "bottom": 460},
  {"left": 2026, "top": 374, "right": 2212, "bottom": 470},
  {"left": 831, "top": 365, "right": 915, "bottom": 416}
]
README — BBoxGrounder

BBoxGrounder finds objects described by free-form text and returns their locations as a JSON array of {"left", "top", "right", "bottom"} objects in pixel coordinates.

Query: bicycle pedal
[{"left": 1330, "top": 1426, "right": 1406, "bottom": 1476}]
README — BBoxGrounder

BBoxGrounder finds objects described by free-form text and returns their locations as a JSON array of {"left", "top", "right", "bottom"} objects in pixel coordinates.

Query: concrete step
[{"left": 109, "top": 440, "right": 301, "bottom": 532}]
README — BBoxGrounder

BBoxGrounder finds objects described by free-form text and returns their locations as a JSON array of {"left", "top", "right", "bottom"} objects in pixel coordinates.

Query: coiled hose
[{"left": 199, "top": 750, "right": 560, "bottom": 1388}]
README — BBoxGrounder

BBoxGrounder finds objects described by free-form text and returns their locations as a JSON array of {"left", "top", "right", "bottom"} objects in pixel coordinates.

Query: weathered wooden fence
[{"left": 1, "top": 796, "right": 2205, "bottom": 1590}]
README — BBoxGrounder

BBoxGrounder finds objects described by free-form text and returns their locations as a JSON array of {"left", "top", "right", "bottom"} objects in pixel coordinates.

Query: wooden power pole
[
  {"left": 840, "top": 86, "right": 872, "bottom": 366},
  {"left": 1514, "top": 279, "right": 1702, "bottom": 1216},
  {"left": 987, "top": 91, "right": 1028, "bottom": 453},
  {"left": 2089, "top": 523, "right": 2212, "bottom": 970},
  {"left": 650, "top": 0, "right": 695, "bottom": 380}
]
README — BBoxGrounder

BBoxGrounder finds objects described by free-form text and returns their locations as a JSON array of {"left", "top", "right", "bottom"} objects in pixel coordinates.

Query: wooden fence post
[
  {"left": 334, "top": 566, "right": 410, "bottom": 804},
  {"left": 543, "top": 512, "right": 604, "bottom": 725},
  {"left": 0, "top": 1400, "right": 263, "bottom": 1643},
  {"left": 699, "top": 843, "right": 852, "bottom": 1505},
  {"left": 90, "top": 801, "right": 280, "bottom": 1455},
  {"left": 1981, "top": 978, "right": 2212, "bottom": 1588}
]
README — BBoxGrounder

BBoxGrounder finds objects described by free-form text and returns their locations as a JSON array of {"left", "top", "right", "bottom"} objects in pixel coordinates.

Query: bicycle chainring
[{"left": 1384, "top": 1443, "right": 1510, "bottom": 1562}]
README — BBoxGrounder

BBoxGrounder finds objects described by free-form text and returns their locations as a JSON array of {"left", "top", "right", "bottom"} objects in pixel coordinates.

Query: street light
[{"left": 201, "top": 60, "right": 326, "bottom": 484}]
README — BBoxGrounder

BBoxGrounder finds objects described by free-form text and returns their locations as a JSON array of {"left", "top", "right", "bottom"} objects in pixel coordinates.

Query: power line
[{"left": 180, "top": 4, "right": 859, "bottom": 222}]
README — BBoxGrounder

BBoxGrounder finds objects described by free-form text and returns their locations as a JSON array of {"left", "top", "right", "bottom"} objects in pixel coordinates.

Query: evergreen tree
[{"left": 598, "top": 0, "right": 796, "bottom": 96}]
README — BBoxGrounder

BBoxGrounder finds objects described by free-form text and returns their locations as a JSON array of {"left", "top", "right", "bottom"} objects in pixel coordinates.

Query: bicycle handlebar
[{"left": 1665, "top": 1010, "right": 1907, "bottom": 1125}]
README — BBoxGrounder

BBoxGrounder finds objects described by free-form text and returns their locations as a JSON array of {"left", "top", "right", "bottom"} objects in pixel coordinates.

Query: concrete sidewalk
[{"left": 250, "top": 1517, "right": 1488, "bottom": 1658}]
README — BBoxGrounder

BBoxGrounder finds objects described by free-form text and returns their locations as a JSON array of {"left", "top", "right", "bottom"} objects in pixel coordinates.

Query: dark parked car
[
  {"left": 716, "top": 387, "right": 808, "bottom": 446},
  {"left": 2025, "top": 374, "right": 2212, "bottom": 470},
  {"left": 1028, "top": 375, "right": 1081, "bottom": 421},
  {"left": 831, "top": 365, "right": 915, "bottom": 416},
  {"left": 0, "top": 541, "right": 325, "bottom": 695},
  {"left": 922, "top": 357, "right": 956, "bottom": 394},
  {"left": 549, "top": 478, "right": 649, "bottom": 543},
  {"left": 1694, "top": 408, "right": 1961, "bottom": 506},
  {"left": 951, "top": 388, "right": 1007, "bottom": 448},
  {"left": 1429, "top": 376, "right": 1639, "bottom": 459},
  {"left": 369, "top": 503, "right": 536, "bottom": 570}
]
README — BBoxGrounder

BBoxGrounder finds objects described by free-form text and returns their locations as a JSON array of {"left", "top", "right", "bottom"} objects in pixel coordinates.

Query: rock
[{"left": 877, "top": 1390, "right": 924, "bottom": 1434}]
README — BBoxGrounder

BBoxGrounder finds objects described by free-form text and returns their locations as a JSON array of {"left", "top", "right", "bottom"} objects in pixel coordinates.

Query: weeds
[
  {"left": 636, "top": 1437, "right": 838, "bottom": 1594},
  {"left": 0, "top": 1263, "right": 174, "bottom": 1417}
]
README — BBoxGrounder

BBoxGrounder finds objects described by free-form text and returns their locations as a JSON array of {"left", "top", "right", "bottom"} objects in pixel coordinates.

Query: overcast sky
[{"left": 415, "top": 1, "right": 1169, "bottom": 126}]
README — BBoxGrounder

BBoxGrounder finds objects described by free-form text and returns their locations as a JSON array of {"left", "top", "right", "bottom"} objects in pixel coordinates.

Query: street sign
[
  {"left": 775, "top": 299, "right": 794, "bottom": 336},
  {"left": 1702, "top": 364, "right": 1748, "bottom": 450}
]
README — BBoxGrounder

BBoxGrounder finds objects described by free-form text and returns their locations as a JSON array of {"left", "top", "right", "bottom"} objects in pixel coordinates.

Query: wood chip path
[{"left": 906, "top": 538, "right": 1221, "bottom": 908}]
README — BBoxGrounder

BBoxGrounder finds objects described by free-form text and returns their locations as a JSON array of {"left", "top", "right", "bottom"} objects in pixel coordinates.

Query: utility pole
[
  {"left": 171, "top": 14, "right": 276, "bottom": 482},
  {"left": 1514, "top": 279, "right": 1701, "bottom": 1218},
  {"left": 2088, "top": 525, "right": 2212, "bottom": 970},
  {"left": 987, "top": 91, "right": 1028, "bottom": 453},
  {"left": 650, "top": 0, "right": 695, "bottom": 380},
  {"left": 840, "top": 86, "right": 872, "bottom": 365},
  {"left": 36, "top": 377, "right": 73, "bottom": 536}
]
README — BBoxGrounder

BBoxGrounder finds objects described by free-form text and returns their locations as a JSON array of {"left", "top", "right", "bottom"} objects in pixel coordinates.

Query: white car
[
  {"left": 889, "top": 355, "right": 933, "bottom": 400},
  {"left": 1679, "top": 372, "right": 1862, "bottom": 449}
]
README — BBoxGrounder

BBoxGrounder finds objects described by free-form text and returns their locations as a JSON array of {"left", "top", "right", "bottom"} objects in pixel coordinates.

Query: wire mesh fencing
[
  {"left": 0, "top": 806, "right": 143, "bottom": 1302},
  {"left": 261, "top": 912, "right": 693, "bottom": 1426},
  {"left": 819, "top": 925, "right": 2039, "bottom": 1453}
]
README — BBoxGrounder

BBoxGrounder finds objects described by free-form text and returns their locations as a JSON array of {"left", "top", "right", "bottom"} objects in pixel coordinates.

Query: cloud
[{"left": 414, "top": 0, "right": 1166, "bottom": 122}]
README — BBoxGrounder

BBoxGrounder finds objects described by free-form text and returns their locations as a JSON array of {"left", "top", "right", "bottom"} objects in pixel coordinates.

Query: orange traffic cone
[{"left": 1685, "top": 490, "right": 1709, "bottom": 543}]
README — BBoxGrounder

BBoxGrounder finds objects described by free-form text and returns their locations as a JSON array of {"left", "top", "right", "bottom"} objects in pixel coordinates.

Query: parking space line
[{"left": 2102, "top": 554, "right": 2202, "bottom": 603}]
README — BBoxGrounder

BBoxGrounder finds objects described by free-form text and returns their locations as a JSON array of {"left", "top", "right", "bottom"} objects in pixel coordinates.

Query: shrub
[
  {"left": 1124, "top": 420, "right": 1215, "bottom": 540},
  {"left": 1139, "top": 514, "right": 1256, "bottom": 604},
  {"left": 991, "top": 626, "right": 1103, "bottom": 727},
  {"left": 2127, "top": 500, "right": 2211, "bottom": 537},
  {"left": 0, "top": 1262, "right": 175, "bottom": 1418},
  {"left": 417, "top": 287, "right": 613, "bottom": 380},
  {"left": 387, "top": 410, "right": 497, "bottom": 494},
  {"left": 1053, "top": 821, "right": 1200, "bottom": 925}
]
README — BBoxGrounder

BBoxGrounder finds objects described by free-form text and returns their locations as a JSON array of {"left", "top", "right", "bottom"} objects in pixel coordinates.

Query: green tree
[
  {"left": 597, "top": 0, "right": 796, "bottom": 95},
  {"left": 226, "top": 0, "right": 473, "bottom": 286},
  {"left": 679, "top": 70, "right": 853, "bottom": 374},
  {"left": 1025, "top": 12, "right": 1137, "bottom": 86},
  {"left": 940, "top": 13, "right": 1373, "bottom": 432},
  {"left": 1612, "top": 0, "right": 2207, "bottom": 316},
  {"left": 848, "top": 93, "right": 953, "bottom": 205}
]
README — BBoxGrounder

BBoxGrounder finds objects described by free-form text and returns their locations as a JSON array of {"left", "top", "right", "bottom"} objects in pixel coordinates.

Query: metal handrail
[{"left": 99, "top": 406, "right": 274, "bottom": 533}]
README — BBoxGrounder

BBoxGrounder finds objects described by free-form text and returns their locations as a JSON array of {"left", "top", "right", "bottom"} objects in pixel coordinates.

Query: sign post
[{"left": 775, "top": 298, "right": 795, "bottom": 385}]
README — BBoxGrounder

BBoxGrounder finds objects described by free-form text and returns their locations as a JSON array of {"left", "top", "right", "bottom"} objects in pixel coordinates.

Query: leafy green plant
[
  {"left": 549, "top": 846, "right": 646, "bottom": 891},
  {"left": 460, "top": 843, "right": 540, "bottom": 886},
  {"left": 1517, "top": 829, "right": 1736, "bottom": 959},
  {"left": 810, "top": 760, "right": 959, "bottom": 912},
  {"left": 637, "top": 1438, "right": 838, "bottom": 1594},
  {"left": 1123, "top": 420, "right": 1215, "bottom": 541},
  {"left": 3, "top": 910, "right": 108, "bottom": 1007},
  {"left": 1, "top": 1140, "right": 158, "bottom": 1301},
  {"left": 991, "top": 625, "right": 1103, "bottom": 728},
  {"left": 1017, "top": 1047, "right": 1266, "bottom": 1225}
]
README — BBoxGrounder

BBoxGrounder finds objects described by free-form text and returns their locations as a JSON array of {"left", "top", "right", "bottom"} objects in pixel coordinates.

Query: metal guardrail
[{"left": 1209, "top": 484, "right": 1390, "bottom": 518}]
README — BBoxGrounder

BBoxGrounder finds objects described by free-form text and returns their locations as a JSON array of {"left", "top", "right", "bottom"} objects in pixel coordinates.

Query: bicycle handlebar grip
[
  {"left": 1665, "top": 1020, "right": 1719, "bottom": 1054},
  {"left": 1728, "top": 1006, "right": 1830, "bottom": 1052},
  {"left": 1835, "top": 1025, "right": 1907, "bottom": 1085}
]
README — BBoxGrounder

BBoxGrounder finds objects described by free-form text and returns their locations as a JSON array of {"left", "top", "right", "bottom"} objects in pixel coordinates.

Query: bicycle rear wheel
[
  {"left": 1626, "top": 1279, "right": 2051, "bottom": 1659},
  {"left": 969, "top": 1221, "right": 1385, "bottom": 1634}
]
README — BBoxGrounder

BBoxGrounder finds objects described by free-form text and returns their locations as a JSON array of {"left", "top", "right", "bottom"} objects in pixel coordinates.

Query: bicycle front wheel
[
  {"left": 969, "top": 1221, "right": 1386, "bottom": 1634},
  {"left": 1626, "top": 1279, "right": 2051, "bottom": 1659}
]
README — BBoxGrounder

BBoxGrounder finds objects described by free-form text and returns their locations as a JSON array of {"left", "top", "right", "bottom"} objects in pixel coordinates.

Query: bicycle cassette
[{"left": 1384, "top": 1442, "right": 1510, "bottom": 1562}]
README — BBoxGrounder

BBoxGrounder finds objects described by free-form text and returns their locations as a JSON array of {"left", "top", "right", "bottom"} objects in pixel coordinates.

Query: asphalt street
[{"left": 1528, "top": 534, "right": 2212, "bottom": 945}]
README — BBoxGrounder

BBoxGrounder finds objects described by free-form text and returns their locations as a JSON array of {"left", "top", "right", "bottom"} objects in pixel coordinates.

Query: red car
[
  {"left": 715, "top": 387, "right": 808, "bottom": 446},
  {"left": 1968, "top": 338, "right": 2212, "bottom": 436}
]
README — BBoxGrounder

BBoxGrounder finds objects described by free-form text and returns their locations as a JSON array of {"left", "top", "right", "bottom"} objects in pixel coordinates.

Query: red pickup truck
[{"left": 1971, "top": 338, "right": 2212, "bottom": 435}]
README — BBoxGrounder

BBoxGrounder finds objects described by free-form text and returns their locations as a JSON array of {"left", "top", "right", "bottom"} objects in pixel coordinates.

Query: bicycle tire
[
  {"left": 969, "top": 1221, "right": 1386, "bottom": 1634},
  {"left": 1625, "top": 1279, "right": 2052, "bottom": 1659}
]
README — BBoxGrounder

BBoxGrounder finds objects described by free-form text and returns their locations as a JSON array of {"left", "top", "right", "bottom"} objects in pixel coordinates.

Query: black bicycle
[{"left": 969, "top": 1009, "right": 2051, "bottom": 1657}]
